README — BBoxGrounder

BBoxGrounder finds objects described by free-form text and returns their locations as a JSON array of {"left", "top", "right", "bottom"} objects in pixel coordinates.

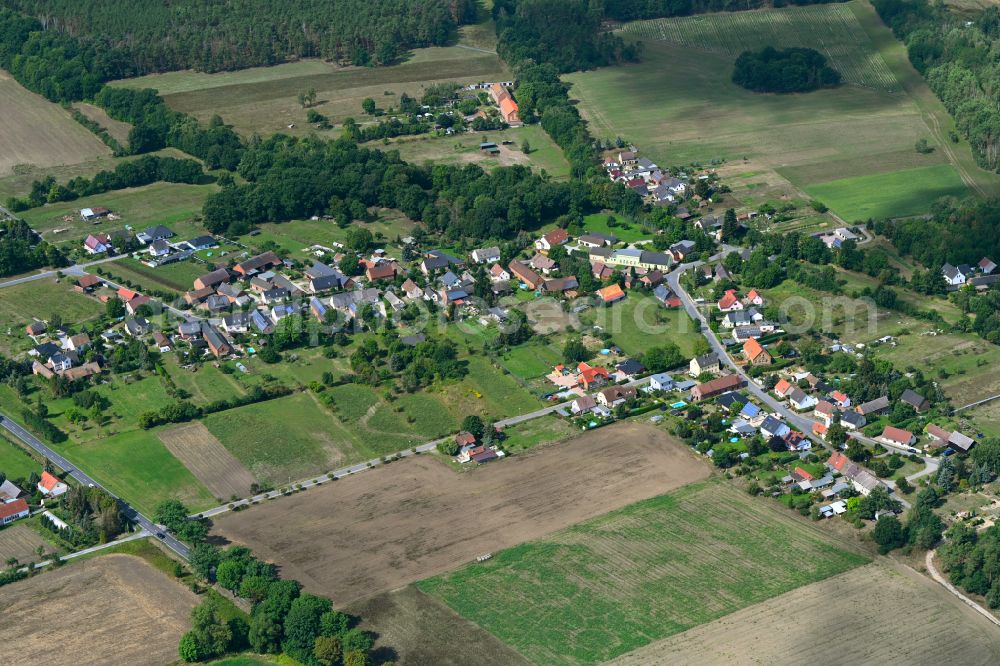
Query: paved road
[
  {"left": 0, "top": 412, "right": 190, "bottom": 560},
  {"left": 667, "top": 262, "right": 915, "bottom": 506},
  {"left": 0, "top": 255, "right": 124, "bottom": 289}
]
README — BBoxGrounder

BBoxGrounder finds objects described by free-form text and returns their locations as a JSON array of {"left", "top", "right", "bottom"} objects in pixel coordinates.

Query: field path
[{"left": 925, "top": 549, "right": 1000, "bottom": 628}]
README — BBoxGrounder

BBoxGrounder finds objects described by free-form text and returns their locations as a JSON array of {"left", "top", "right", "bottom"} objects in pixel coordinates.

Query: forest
[
  {"left": 5, "top": 0, "right": 475, "bottom": 74},
  {"left": 732, "top": 46, "right": 841, "bottom": 93},
  {"left": 873, "top": 0, "right": 1000, "bottom": 171},
  {"left": 0, "top": 219, "right": 66, "bottom": 278}
]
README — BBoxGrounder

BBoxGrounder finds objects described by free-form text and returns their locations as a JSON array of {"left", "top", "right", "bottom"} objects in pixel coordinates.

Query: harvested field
[
  {"left": 348, "top": 586, "right": 532, "bottom": 666},
  {"left": 158, "top": 422, "right": 258, "bottom": 501},
  {"left": 0, "top": 70, "right": 110, "bottom": 176},
  {"left": 3, "top": 553, "right": 198, "bottom": 666},
  {"left": 419, "top": 479, "right": 868, "bottom": 665},
  {"left": 609, "top": 561, "right": 1000, "bottom": 666},
  {"left": 0, "top": 523, "right": 55, "bottom": 565},
  {"left": 212, "top": 422, "right": 709, "bottom": 605},
  {"left": 73, "top": 102, "right": 133, "bottom": 144}
]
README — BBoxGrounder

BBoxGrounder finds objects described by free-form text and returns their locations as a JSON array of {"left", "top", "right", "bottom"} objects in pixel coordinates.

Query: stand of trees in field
[
  {"left": 732, "top": 47, "right": 841, "bottom": 93},
  {"left": 0, "top": 219, "right": 66, "bottom": 277},
  {"left": 874, "top": 0, "right": 1000, "bottom": 171},
  {"left": 5, "top": 0, "right": 476, "bottom": 74}
]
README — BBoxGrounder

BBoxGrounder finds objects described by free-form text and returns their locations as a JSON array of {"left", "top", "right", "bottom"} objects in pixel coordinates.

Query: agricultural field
[
  {"left": 163, "top": 358, "right": 248, "bottom": 406},
  {"left": 381, "top": 123, "right": 571, "bottom": 179},
  {"left": 0, "top": 523, "right": 56, "bottom": 566},
  {"left": 349, "top": 586, "right": 532, "bottom": 666},
  {"left": 0, "top": 435, "right": 40, "bottom": 481},
  {"left": 211, "top": 422, "right": 710, "bottom": 604},
  {"left": 804, "top": 163, "right": 968, "bottom": 221},
  {"left": 3, "top": 554, "right": 199, "bottom": 666},
  {"left": 158, "top": 422, "right": 258, "bottom": 501},
  {"left": 0, "top": 70, "right": 110, "bottom": 177},
  {"left": 621, "top": 4, "right": 898, "bottom": 90},
  {"left": 112, "top": 46, "right": 512, "bottom": 137},
  {"left": 60, "top": 429, "right": 216, "bottom": 515},
  {"left": 610, "top": 562, "right": 1000, "bottom": 666},
  {"left": 0, "top": 148, "right": 198, "bottom": 200},
  {"left": 17, "top": 182, "right": 217, "bottom": 248},
  {"left": 565, "top": 1, "right": 999, "bottom": 222},
  {"left": 419, "top": 479, "right": 868, "bottom": 666}
]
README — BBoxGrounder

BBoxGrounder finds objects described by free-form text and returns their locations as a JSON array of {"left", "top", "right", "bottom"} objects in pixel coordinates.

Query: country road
[
  {"left": 17, "top": 531, "right": 150, "bottom": 573},
  {"left": 666, "top": 260, "right": 917, "bottom": 506},
  {"left": 0, "top": 412, "right": 191, "bottom": 560},
  {"left": 0, "top": 254, "right": 124, "bottom": 289}
]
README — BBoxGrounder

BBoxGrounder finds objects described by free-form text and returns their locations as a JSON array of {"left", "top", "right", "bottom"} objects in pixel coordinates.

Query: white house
[
  {"left": 148, "top": 239, "right": 171, "bottom": 257},
  {"left": 649, "top": 373, "right": 674, "bottom": 391},
  {"left": 570, "top": 395, "right": 597, "bottom": 414},
  {"left": 471, "top": 246, "right": 501, "bottom": 264},
  {"left": 38, "top": 471, "right": 68, "bottom": 497},
  {"left": 788, "top": 388, "right": 817, "bottom": 411},
  {"left": 0, "top": 499, "right": 29, "bottom": 526},
  {"left": 941, "top": 263, "right": 971, "bottom": 286}
]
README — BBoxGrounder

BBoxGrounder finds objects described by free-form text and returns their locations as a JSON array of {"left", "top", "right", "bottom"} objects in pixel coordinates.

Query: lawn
[
  {"left": 581, "top": 213, "right": 652, "bottom": 243},
  {"left": 237, "top": 211, "right": 417, "bottom": 258},
  {"left": 113, "top": 46, "right": 512, "bottom": 137},
  {"left": 110, "top": 257, "right": 209, "bottom": 294},
  {"left": 563, "top": 1, "right": 998, "bottom": 219},
  {"left": 61, "top": 429, "right": 216, "bottom": 514},
  {"left": 501, "top": 415, "right": 578, "bottom": 453},
  {"left": 500, "top": 341, "right": 563, "bottom": 379},
  {"left": 0, "top": 70, "right": 110, "bottom": 177},
  {"left": 580, "top": 293, "right": 699, "bottom": 359},
  {"left": 0, "top": 434, "right": 41, "bottom": 481},
  {"left": 0, "top": 279, "right": 103, "bottom": 351},
  {"left": 418, "top": 479, "right": 868, "bottom": 665},
  {"left": 804, "top": 163, "right": 968, "bottom": 221},
  {"left": 18, "top": 182, "right": 217, "bottom": 248}
]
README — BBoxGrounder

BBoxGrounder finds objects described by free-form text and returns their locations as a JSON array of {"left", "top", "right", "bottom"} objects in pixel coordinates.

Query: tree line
[
  {"left": 603, "top": 0, "right": 846, "bottom": 21},
  {"left": 6, "top": 0, "right": 475, "bottom": 74},
  {"left": 6, "top": 154, "right": 204, "bottom": 211},
  {"left": 873, "top": 0, "right": 1000, "bottom": 171}
]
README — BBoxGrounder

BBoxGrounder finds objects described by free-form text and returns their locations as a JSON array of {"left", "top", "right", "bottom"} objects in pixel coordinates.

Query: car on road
[{"left": 156, "top": 532, "right": 166, "bottom": 539}]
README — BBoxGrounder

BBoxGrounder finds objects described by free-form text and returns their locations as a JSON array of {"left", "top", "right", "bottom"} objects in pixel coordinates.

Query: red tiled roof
[
  {"left": 743, "top": 338, "right": 767, "bottom": 361},
  {"left": 39, "top": 471, "right": 62, "bottom": 492},
  {"left": 775, "top": 379, "right": 793, "bottom": 395},
  {"left": 0, "top": 498, "right": 28, "bottom": 521},
  {"left": 597, "top": 284, "right": 625, "bottom": 303},
  {"left": 881, "top": 426, "right": 914, "bottom": 444},
  {"left": 544, "top": 228, "right": 569, "bottom": 245},
  {"left": 794, "top": 466, "right": 814, "bottom": 481}
]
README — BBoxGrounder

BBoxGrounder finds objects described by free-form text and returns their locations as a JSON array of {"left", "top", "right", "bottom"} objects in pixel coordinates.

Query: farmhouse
[
  {"left": 490, "top": 82, "right": 520, "bottom": 124},
  {"left": 900, "top": 389, "right": 930, "bottom": 413},
  {"left": 508, "top": 261, "right": 543, "bottom": 289},
  {"left": 690, "top": 353, "right": 721, "bottom": 376},
  {"left": 0, "top": 479, "right": 24, "bottom": 502},
  {"left": 598, "top": 385, "right": 637, "bottom": 407},
  {"left": 471, "top": 246, "right": 501, "bottom": 264},
  {"left": 535, "top": 228, "right": 569, "bottom": 252},
  {"left": 856, "top": 396, "right": 890, "bottom": 417},
  {"left": 38, "top": 471, "right": 68, "bottom": 497},
  {"left": 83, "top": 233, "right": 113, "bottom": 255},
  {"left": 194, "top": 267, "right": 231, "bottom": 291},
  {"left": 879, "top": 426, "right": 916, "bottom": 448},
  {"left": 742, "top": 338, "right": 771, "bottom": 365},
  {"left": 0, "top": 498, "right": 29, "bottom": 526},
  {"left": 201, "top": 323, "right": 232, "bottom": 358},
  {"left": 596, "top": 283, "right": 625, "bottom": 304},
  {"left": 234, "top": 251, "right": 282, "bottom": 277},
  {"left": 691, "top": 374, "right": 744, "bottom": 401}
]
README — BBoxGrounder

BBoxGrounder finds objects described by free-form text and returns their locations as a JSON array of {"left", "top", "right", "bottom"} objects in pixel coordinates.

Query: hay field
[
  {"left": 0, "top": 70, "right": 110, "bottom": 177},
  {"left": 112, "top": 46, "right": 511, "bottom": 136},
  {"left": 211, "top": 422, "right": 710, "bottom": 605},
  {"left": 0, "top": 523, "right": 55, "bottom": 565},
  {"left": 158, "top": 422, "right": 258, "bottom": 501},
  {"left": 610, "top": 562, "right": 1000, "bottom": 666},
  {"left": 3, "top": 553, "right": 198, "bottom": 666},
  {"left": 622, "top": 3, "right": 897, "bottom": 90},
  {"left": 73, "top": 102, "right": 133, "bottom": 144},
  {"left": 564, "top": 1, "right": 989, "bottom": 221},
  {"left": 419, "top": 479, "right": 868, "bottom": 665}
]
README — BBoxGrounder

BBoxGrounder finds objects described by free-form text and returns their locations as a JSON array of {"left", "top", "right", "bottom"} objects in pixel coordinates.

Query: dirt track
[
  {"left": 2, "top": 554, "right": 198, "bottom": 666},
  {"left": 212, "top": 421, "right": 709, "bottom": 605}
]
